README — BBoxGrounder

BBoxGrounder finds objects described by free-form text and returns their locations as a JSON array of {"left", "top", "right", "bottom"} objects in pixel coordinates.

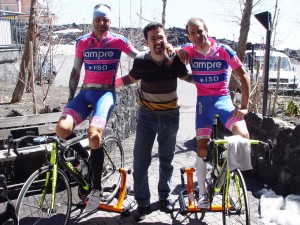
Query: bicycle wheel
[
  {"left": 222, "top": 169, "right": 250, "bottom": 225},
  {"left": 16, "top": 166, "right": 72, "bottom": 225},
  {"left": 101, "top": 135, "right": 124, "bottom": 203}
]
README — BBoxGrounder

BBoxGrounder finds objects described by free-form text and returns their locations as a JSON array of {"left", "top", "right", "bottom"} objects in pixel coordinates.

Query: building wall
[
  {"left": 1, "top": 0, "right": 30, "bottom": 13},
  {"left": 0, "top": 18, "right": 12, "bottom": 45},
  {"left": 1, "top": 0, "right": 30, "bottom": 22}
]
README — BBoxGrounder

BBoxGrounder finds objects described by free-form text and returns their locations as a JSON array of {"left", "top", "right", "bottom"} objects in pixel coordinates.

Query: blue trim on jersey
[
  {"left": 84, "top": 62, "right": 118, "bottom": 72},
  {"left": 181, "top": 42, "right": 193, "bottom": 48},
  {"left": 109, "top": 32, "right": 130, "bottom": 44},
  {"left": 219, "top": 43, "right": 236, "bottom": 59},
  {"left": 76, "top": 32, "right": 91, "bottom": 47},
  {"left": 193, "top": 73, "right": 227, "bottom": 84}
]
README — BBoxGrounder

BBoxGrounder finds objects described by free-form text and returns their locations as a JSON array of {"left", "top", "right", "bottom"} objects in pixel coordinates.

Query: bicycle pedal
[
  {"left": 77, "top": 201, "right": 86, "bottom": 208},
  {"left": 127, "top": 189, "right": 134, "bottom": 196},
  {"left": 100, "top": 196, "right": 108, "bottom": 202}
]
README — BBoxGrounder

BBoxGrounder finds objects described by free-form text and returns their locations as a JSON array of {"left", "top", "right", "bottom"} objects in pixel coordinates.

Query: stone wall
[
  {"left": 217, "top": 112, "right": 300, "bottom": 195},
  {"left": 105, "top": 85, "right": 138, "bottom": 140},
  {"left": 245, "top": 112, "right": 300, "bottom": 195}
]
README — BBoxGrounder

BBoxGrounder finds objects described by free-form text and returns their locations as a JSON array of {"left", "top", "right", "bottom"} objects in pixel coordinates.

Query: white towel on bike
[{"left": 225, "top": 135, "right": 252, "bottom": 171}]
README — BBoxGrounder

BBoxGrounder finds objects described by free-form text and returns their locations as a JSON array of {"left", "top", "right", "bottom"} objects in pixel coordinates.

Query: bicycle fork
[
  {"left": 223, "top": 171, "right": 242, "bottom": 212},
  {"left": 41, "top": 143, "right": 58, "bottom": 213}
]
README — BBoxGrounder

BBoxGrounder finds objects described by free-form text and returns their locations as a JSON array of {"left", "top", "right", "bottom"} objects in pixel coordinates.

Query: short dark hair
[
  {"left": 185, "top": 18, "right": 208, "bottom": 34},
  {"left": 143, "top": 22, "right": 164, "bottom": 39}
]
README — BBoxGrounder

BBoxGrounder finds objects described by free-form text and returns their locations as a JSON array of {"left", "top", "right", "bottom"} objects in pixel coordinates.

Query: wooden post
[
  {"left": 272, "top": 57, "right": 281, "bottom": 116},
  {"left": 29, "top": 41, "right": 37, "bottom": 114}
]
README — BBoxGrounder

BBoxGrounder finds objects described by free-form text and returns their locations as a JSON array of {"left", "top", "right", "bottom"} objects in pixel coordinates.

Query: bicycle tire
[
  {"left": 16, "top": 166, "right": 72, "bottom": 225},
  {"left": 101, "top": 135, "right": 124, "bottom": 203},
  {"left": 222, "top": 169, "right": 250, "bottom": 225}
]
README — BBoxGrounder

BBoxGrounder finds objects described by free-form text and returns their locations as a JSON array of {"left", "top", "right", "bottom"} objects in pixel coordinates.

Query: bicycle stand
[
  {"left": 179, "top": 167, "right": 226, "bottom": 215},
  {"left": 80, "top": 168, "right": 135, "bottom": 216}
]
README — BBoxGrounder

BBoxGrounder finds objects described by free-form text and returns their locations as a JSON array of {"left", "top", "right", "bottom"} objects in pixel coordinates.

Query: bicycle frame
[
  {"left": 178, "top": 114, "right": 255, "bottom": 215},
  {"left": 40, "top": 136, "right": 131, "bottom": 214},
  {"left": 179, "top": 136, "right": 263, "bottom": 214}
]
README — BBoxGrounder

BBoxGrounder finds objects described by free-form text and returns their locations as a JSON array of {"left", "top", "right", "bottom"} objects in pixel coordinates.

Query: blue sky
[{"left": 50, "top": 0, "right": 300, "bottom": 50}]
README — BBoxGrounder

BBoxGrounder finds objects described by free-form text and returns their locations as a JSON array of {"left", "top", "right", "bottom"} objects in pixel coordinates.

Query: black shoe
[
  {"left": 135, "top": 205, "right": 151, "bottom": 221},
  {"left": 159, "top": 199, "right": 173, "bottom": 213}
]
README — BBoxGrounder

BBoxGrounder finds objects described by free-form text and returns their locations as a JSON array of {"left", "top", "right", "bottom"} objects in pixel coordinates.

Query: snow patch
[{"left": 258, "top": 189, "right": 300, "bottom": 225}]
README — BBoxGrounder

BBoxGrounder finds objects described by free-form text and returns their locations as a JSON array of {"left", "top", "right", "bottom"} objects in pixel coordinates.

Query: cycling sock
[
  {"left": 196, "top": 156, "right": 207, "bottom": 196},
  {"left": 67, "top": 132, "right": 89, "bottom": 159},
  {"left": 91, "top": 147, "right": 104, "bottom": 190}
]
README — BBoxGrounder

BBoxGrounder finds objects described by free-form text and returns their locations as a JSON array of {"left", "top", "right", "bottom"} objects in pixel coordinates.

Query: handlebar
[
  {"left": 7, "top": 134, "right": 66, "bottom": 157},
  {"left": 206, "top": 138, "right": 273, "bottom": 163},
  {"left": 257, "top": 139, "right": 273, "bottom": 164},
  {"left": 6, "top": 133, "right": 88, "bottom": 162},
  {"left": 7, "top": 132, "right": 88, "bottom": 162},
  {"left": 7, "top": 134, "right": 42, "bottom": 156},
  {"left": 208, "top": 139, "right": 271, "bottom": 146}
]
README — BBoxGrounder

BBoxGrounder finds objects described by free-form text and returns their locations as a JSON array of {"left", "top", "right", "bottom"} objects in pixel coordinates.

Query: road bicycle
[
  {"left": 0, "top": 174, "right": 18, "bottom": 225},
  {"left": 179, "top": 115, "right": 272, "bottom": 225},
  {"left": 7, "top": 132, "right": 132, "bottom": 225}
]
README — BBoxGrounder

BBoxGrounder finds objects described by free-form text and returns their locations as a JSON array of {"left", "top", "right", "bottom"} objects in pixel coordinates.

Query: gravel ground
[{"left": 0, "top": 83, "right": 69, "bottom": 117}]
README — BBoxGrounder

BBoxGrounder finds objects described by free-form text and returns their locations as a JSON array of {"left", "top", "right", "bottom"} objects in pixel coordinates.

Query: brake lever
[{"left": 258, "top": 139, "right": 273, "bottom": 165}]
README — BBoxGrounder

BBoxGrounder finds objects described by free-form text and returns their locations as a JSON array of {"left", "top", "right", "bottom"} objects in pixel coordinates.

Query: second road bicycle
[{"left": 179, "top": 114, "right": 272, "bottom": 225}]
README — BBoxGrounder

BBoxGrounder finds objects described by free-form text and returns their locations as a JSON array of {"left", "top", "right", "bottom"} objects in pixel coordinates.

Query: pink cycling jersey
[
  {"left": 76, "top": 31, "right": 135, "bottom": 85},
  {"left": 182, "top": 38, "right": 243, "bottom": 96}
]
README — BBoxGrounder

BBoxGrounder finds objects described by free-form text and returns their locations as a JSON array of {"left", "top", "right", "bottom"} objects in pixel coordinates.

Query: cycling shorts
[
  {"left": 195, "top": 95, "right": 243, "bottom": 139},
  {"left": 62, "top": 89, "right": 116, "bottom": 128}
]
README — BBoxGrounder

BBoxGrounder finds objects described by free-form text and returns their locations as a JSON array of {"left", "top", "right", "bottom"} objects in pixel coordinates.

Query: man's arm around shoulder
[
  {"left": 179, "top": 73, "right": 194, "bottom": 84},
  {"left": 115, "top": 74, "right": 139, "bottom": 88}
]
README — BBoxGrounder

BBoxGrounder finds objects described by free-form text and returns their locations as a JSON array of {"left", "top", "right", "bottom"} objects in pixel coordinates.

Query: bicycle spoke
[
  {"left": 101, "top": 135, "right": 124, "bottom": 203},
  {"left": 222, "top": 169, "right": 250, "bottom": 225},
  {"left": 16, "top": 167, "right": 71, "bottom": 225}
]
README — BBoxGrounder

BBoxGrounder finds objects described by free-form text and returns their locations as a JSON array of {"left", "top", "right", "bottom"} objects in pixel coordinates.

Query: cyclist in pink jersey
[
  {"left": 178, "top": 17, "right": 250, "bottom": 208},
  {"left": 55, "top": 3, "right": 139, "bottom": 212}
]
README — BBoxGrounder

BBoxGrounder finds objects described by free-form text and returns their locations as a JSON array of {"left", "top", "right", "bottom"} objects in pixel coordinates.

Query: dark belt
[{"left": 81, "top": 84, "right": 115, "bottom": 92}]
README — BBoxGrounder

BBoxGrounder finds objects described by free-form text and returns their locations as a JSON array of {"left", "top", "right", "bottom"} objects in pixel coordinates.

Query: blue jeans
[{"left": 133, "top": 106, "right": 179, "bottom": 207}]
